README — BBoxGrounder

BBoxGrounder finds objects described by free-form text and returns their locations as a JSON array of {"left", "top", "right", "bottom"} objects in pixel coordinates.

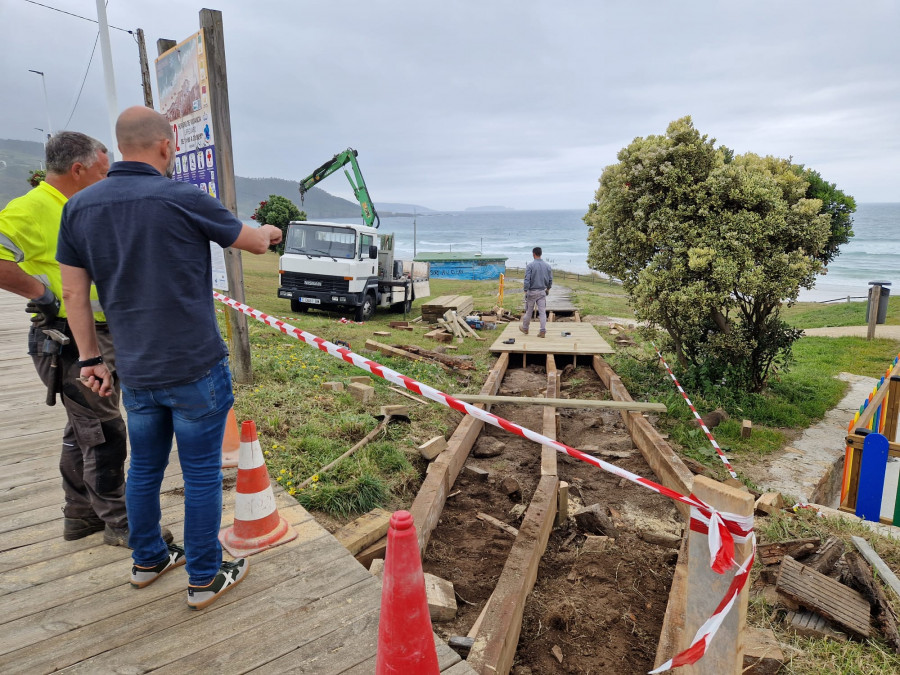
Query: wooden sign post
[
  {"left": 156, "top": 11, "right": 253, "bottom": 384},
  {"left": 199, "top": 9, "right": 252, "bottom": 384}
]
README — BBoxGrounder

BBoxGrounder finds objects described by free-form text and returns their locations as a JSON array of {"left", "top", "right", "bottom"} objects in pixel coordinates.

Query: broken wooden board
[
  {"left": 843, "top": 550, "right": 900, "bottom": 652},
  {"left": 364, "top": 339, "right": 450, "bottom": 371},
  {"left": 784, "top": 610, "right": 848, "bottom": 642},
  {"left": 776, "top": 555, "right": 870, "bottom": 638},
  {"left": 332, "top": 508, "right": 391, "bottom": 556},
  {"left": 758, "top": 538, "right": 820, "bottom": 566},
  {"left": 852, "top": 535, "right": 900, "bottom": 600}
]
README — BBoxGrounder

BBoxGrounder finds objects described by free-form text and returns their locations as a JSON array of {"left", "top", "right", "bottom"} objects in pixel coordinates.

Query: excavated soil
[{"left": 423, "top": 360, "right": 680, "bottom": 674}]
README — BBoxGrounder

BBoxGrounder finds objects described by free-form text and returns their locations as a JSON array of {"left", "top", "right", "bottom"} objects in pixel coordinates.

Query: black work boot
[
  {"left": 104, "top": 524, "right": 174, "bottom": 548},
  {"left": 63, "top": 516, "right": 106, "bottom": 541}
]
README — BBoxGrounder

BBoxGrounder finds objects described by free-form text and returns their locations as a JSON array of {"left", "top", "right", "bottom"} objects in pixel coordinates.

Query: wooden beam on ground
[
  {"left": 654, "top": 536, "right": 689, "bottom": 670},
  {"left": 332, "top": 508, "right": 391, "bottom": 556},
  {"left": 852, "top": 535, "right": 900, "bottom": 599},
  {"left": 467, "top": 474, "right": 558, "bottom": 675},
  {"left": 593, "top": 355, "right": 693, "bottom": 517},
  {"left": 476, "top": 512, "right": 519, "bottom": 538},
  {"left": 776, "top": 555, "right": 870, "bottom": 638},
  {"left": 542, "top": 354, "right": 559, "bottom": 476},
  {"left": 451, "top": 394, "right": 666, "bottom": 413},
  {"left": 842, "top": 551, "right": 900, "bottom": 652},
  {"left": 556, "top": 481, "right": 569, "bottom": 528},
  {"left": 389, "top": 386, "right": 427, "bottom": 405},
  {"left": 410, "top": 353, "right": 509, "bottom": 556},
  {"left": 679, "top": 476, "right": 754, "bottom": 674},
  {"left": 365, "top": 339, "right": 449, "bottom": 370}
]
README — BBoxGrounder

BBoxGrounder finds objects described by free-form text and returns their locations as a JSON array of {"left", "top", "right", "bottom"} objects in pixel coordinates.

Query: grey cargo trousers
[{"left": 29, "top": 321, "right": 127, "bottom": 526}]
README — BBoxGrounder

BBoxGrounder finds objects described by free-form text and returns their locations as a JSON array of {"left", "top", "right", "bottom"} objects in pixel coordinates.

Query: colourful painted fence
[{"left": 840, "top": 352, "right": 900, "bottom": 523}]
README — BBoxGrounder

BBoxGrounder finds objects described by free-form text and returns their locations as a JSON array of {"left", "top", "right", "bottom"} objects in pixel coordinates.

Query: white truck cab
[{"left": 278, "top": 220, "right": 429, "bottom": 321}]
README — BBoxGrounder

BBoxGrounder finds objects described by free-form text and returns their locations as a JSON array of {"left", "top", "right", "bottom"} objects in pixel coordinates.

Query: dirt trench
[{"left": 422, "top": 360, "right": 680, "bottom": 674}]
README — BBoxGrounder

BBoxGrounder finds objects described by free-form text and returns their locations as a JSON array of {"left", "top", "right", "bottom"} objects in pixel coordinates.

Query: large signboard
[{"left": 155, "top": 31, "right": 227, "bottom": 290}]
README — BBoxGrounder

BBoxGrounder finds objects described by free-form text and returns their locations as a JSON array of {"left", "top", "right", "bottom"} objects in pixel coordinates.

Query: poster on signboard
[{"left": 155, "top": 31, "right": 228, "bottom": 291}]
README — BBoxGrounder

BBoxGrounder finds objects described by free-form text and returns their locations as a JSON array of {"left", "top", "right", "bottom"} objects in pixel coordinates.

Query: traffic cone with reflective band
[
  {"left": 219, "top": 420, "right": 297, "bottom": 556},
  {"left": 376, "top": 510, "right": 440, "bottom": 675},
  {"left": 221, "top": 408, "right": 241, "bottom": 468}
]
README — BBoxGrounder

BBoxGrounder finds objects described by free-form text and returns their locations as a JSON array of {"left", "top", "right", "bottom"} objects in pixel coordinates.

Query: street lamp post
[{"left": 28, "top": 70, "right": 52, "bottom": 137}]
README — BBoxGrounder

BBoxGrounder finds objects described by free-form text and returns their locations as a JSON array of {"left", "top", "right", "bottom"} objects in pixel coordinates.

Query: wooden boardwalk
[
  {"left": 489, "top": 321, "right": 613, "bottom": 355},
  {"left": 0, "top": 290, "right": 472, "bottom": 674}
]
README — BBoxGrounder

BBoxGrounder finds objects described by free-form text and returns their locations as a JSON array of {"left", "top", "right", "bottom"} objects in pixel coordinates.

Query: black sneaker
[
  {"left": 63, "top": 516, "right": 105, "bottom": 541},
  {"left": 187, "top": 558, "right": 249, "bottom": 610},
  {"left": 104, "top": 524, "right": 175, "bottom": 548},
  {"left": 131, "top": 544, "right": 187, "bottom": 588}
]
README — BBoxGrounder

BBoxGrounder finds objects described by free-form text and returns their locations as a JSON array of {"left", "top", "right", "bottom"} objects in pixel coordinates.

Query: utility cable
[
  {"left": 64, "top": 31, "right": 100, "bottom": 129},
  {"left": 21, "top": 0, "right": 133, "bottom": 33}
]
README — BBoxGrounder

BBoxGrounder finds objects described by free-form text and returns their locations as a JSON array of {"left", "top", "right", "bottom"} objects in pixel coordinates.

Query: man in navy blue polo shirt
[{"left": 58, "top": 105, "right": 282, "bottom": 609}]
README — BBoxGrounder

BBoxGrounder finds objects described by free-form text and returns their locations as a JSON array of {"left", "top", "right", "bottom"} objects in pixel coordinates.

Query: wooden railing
[
  {"left": 503, "top": 266, "right": 621, "bottom": 285},
  {"left": 840, "top": 353, "right": 900, "bottom": 524}
]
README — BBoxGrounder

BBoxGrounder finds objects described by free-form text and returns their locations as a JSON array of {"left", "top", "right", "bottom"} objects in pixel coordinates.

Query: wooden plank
[
  {"left": 853, "top": 358, "right": 900, "bottom": 432},
  {"left": 883, "top": 376, "right": 900, "bottom": 443},
  {"left": 0, "top": 506, "right": 318, "bottom": 657},
  {"left": 852, "top": 535, "right": 900, "bottom": 600},
  {"left": 842, "top": 551, "right": 900, "bottom": 653},
  {"left": 593, "top": 355, "right": 693, "bottom": 517},
  {"left": 410, "top": 353, "right": 508, "bottom": 556},
  {"left": 679, "top": 476, "right": 754, "bottom": 674},
  {"left": 476, "top": 512, "right": 519, "bottom": 537},
  {"left": 654, "top": 536, "right": 689, "bottom": 669},
  {"left": 757, "top": 537, "right": 820, "bottom": 566},
  {"left": 389, "top": 386, "right": 428, "bottom": 405},
  {"left": 542, "top": 354, "right": 558, "bottom": 476},
  {"left": 25, "top": 535, "right": 374, "bottom": 673},
  {"left": 333, "top": 508, "right": 392, "bottom": 556},
  {"left": 467, "top": 474, "right": 558, "bottom": 675},
  {"left": 776, "top": 555, "right": 870, "bottom": 638},
  {"left": 489, "top": 322, "right": 614, "bottom": 355},
  {"left": 451, "top": 394, "right": 667, "bottom": 412}
]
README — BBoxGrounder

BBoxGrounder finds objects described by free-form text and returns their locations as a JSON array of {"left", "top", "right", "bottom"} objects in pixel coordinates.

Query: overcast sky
[{"left": 2, "top": 1, "right": 897, "bottom": 210}]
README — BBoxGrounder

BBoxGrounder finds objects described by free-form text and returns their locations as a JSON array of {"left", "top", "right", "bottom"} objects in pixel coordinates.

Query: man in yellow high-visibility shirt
[{"left": 0, "top": 131, "right": 167, "bottom": 546}]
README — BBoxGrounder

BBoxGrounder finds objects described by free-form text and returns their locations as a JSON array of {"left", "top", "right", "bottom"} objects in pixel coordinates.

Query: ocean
[{"left": 311, "top": 203, "right": 899, "bottom": 303}]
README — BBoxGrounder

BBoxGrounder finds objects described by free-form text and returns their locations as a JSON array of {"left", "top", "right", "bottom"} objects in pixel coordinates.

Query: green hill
[{"left": 0, "top": 139, "right": 361, "bottom": 220}]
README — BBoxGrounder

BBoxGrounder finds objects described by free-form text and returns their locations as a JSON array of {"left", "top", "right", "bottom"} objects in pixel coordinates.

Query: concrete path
[{"left": 803, "top": 324, "right": 900, "bottom": 339}]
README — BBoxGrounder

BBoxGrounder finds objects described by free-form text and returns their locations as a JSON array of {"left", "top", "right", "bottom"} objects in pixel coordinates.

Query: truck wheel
[
  {"left": 290, "top": 299, "right": 309, "bottom": 314},
  {"left": 391, "top": 296, "right": 413, "bottom": 314},
  {"left": 354, "top": 293, "right": 375, "bottom": 322}
]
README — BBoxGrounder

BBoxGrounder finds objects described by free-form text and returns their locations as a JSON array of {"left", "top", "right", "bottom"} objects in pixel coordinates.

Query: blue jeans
[{"left": 121, "top": 357, "right": 233, "bottom": 586}]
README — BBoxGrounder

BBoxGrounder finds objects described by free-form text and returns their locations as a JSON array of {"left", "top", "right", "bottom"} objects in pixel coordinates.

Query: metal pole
[
  {"left": 28, "top": 70, "right": 52, "bottom": 136},
  {"left": 95, "top": 0, "right": 119, "bottom": 160}
]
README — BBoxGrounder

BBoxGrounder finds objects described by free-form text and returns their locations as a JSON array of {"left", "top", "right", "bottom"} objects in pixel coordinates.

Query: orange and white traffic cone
[
  {"left": 376, "top": 510, "right": 440, "bottom": 675},
  {"left": 221, "top": 407, "right": 241, "bottom": 468},
  {"left": 219, "top": 420, "right": 297, "bottom": 556}
]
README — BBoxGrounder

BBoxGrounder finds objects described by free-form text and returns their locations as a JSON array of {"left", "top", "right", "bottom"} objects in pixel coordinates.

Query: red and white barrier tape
[
  {"left": 652, "top": 345, "right": 738, "bottom": 480},
  {"left": 215, "top": 293, "right": 754, "bottom": 671}
]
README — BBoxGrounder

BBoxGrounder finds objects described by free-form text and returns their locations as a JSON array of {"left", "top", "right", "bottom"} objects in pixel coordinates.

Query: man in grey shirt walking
[{"left": 520, "top": 247, "right": 553, "bottom": 337}]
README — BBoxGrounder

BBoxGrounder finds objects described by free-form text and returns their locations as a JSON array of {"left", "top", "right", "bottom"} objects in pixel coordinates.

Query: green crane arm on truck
[{"left": 298, "top": 148, "right": 380, "bottom": 229}]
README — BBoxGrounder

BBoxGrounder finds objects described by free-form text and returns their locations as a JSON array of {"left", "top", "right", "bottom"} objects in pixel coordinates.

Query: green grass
[
  {"left": 232, "top": 251, "right": 900, "bottom": 514},
  {"left": 784, "top": 297, "right": 900, "bottom": 329}
]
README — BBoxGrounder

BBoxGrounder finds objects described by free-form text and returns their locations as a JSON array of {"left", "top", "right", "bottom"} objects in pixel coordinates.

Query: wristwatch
[{"left": 76, "top": 355, "right": 104, "bottom": 368}]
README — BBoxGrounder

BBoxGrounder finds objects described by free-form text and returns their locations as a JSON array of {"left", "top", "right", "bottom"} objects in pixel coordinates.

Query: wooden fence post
[
  {"left": 867, "top": 284, "right": 882, "bottom": 341},
  {"left": 680, "top": 476, "right": 754, "bottom": 674}
]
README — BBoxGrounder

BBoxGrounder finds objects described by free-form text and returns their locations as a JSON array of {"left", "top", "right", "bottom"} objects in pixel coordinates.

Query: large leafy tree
[
  {"left": 585, "top": 117, "right": 855, "bottom": 392},
  {"left": 252, "top": 194, "right": 306, "bottom": 255}
]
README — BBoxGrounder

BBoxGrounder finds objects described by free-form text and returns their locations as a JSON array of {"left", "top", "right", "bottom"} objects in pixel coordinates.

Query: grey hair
[{"left": 45, "top": 132, "right": 108, "bottom": 174}]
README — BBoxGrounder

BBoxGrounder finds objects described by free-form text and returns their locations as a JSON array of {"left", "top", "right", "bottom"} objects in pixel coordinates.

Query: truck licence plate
[{"left": 300, "top": 297, "right": 321, "bottom": 305}]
